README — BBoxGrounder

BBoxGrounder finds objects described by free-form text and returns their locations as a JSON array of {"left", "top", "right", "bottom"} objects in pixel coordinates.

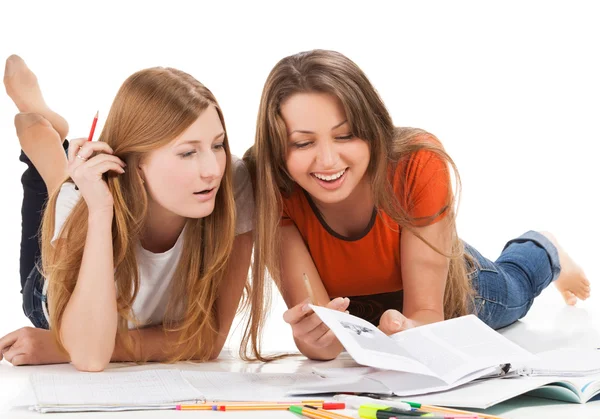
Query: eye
[
  {"left": 335, "top": 134, "right": 354, "bottom": 141},
  {"left": 293, "top": 141, "right": 312, "bottom": 149},
  {"left": 179, "top": 150, "right": 196, "bottom": 158},
  {"left": 213, "top": 142, "right": 225, "bottom": 150}
]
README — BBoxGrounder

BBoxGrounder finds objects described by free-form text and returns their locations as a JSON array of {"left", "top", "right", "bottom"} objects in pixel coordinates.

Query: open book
[{"left": 295, "top": 306, "right": 538, "bottom": 396}]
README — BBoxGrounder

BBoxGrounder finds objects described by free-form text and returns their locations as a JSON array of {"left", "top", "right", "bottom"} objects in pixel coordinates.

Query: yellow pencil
[
  {"left": 177, "top": 400, "right": 333, "bottom": 411},
  {"left": 303, "top": 272, "right": 316, "bottom": 305},
  {"left": 290, "top": 405, "right": 355, "bottom": 419},
  {"left": 216, "top": 402, "right": 344, "bottom": 411},
  {"left": 414, "top": 403, "right": 504, "bottom": 419}
]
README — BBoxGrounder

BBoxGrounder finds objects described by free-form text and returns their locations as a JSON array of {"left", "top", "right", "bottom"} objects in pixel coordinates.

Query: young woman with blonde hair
[
  {"left": 0, "top": 56, "right": 264, "bottom": 370},
  {"left": 245, "top": 49, "right": 591, "bottom": 360}
]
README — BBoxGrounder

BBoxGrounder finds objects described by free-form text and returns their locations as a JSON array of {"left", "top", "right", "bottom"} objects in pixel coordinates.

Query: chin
[
  {"left": 184, "top": 205, "right": 216, "bottom": 219},
  {"left": 308, "top": 189, "right": 349, "bottom": 205}
]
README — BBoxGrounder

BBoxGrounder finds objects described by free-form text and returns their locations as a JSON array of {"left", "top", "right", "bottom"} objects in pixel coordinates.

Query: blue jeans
[
  {"left": 467, "top": 230, "right": 561, "bottom": 329},
  {"left": 346, "top": 230, "right": 561, "bottom": 329}
]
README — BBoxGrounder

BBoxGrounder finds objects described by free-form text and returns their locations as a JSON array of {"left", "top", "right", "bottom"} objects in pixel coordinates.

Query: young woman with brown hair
[{"left": 245, "top": 49, "right": 591, "bottom": 361}]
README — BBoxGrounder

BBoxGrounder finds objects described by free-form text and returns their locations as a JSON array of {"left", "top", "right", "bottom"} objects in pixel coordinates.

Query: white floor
[{"left": 2, "top": 286, "right": 600, "bottom": 419}]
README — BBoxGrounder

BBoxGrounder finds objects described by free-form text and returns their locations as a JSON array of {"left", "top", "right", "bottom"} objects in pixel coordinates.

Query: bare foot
[
  {"left": 4, "top": 55, "right": 69, "bottom": 140},
  {"left": 540, "top": 231, "right": 591, "bottom": 305},
  {"left": 15, "top": 113, "right": 67, "bottom": 193}
]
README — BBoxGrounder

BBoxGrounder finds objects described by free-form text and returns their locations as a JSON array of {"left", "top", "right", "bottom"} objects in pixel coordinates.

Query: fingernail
[
  {"left": 393, "top": 320, "right": 403, "bottom": 328},
  {"left": 344, "top": 310, "right": 349, "bottom": 314},
  {"left": 301, "top": 304, "right": 310, "bottom": 313}
]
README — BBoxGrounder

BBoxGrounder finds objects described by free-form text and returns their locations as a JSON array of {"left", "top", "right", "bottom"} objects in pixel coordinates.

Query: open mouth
[
  {"left": 194, "top": 188, "right": 215, "bottom": 195},
  {"left": 311, "top": 168, "right": 347, "bottom": 183}
]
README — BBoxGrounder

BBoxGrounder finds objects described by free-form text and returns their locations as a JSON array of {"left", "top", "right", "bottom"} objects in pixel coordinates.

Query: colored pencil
[
  {"left": 290, "top": 405, "right": 356, "bottom": 419},
  {"left": 176, "top": 400, "right": 338, "bottom": 411},
  {"left": 216, "top": 402, "right": 344, "bottom": 411},
  {"left": 403, "top": 401, "right": 502, "bottom": 419},
  {"left": 303, "top": 272, "right": 316, "bottom": 305},
  {"left": 87, "top": 110, "right": 99, "bottom": 141}
]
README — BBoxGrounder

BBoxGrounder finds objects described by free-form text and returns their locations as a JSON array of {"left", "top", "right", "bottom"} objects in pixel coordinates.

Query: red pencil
[{"left": 87, "top": 111, "right": 99, "bottom": 141}]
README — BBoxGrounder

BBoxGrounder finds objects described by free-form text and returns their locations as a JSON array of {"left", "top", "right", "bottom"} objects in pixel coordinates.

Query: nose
[
  {"left": 316, "top": 140, "right": 339, "bottom": 169},
  {"left": 197, "top": 150, "right": 221, "bottom": 181}
]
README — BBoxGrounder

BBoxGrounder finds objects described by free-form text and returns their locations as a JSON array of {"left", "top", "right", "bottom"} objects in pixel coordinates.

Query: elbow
[
  {"left": 209, "top": 345, "right": 224, "bottom": 361},
  {"left": 71, "top": 357, "right": 110, "bottom": 372},
  {"left": 68, "top": 347, "right": 112, "bottom": 372},
  {"left": 305, "top": 352, "right": 337, "bottom": 362}
]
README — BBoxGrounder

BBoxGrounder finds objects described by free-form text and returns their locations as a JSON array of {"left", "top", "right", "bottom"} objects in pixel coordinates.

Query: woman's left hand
[
  {"left": 378, "top": 309, "right": 416, "bottom": 335},
  {"left": 0, "top": 327, "right": 70, "bottom": 366}
]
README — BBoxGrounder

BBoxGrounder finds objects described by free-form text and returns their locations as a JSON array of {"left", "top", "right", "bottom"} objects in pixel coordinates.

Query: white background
[{"left": 0, "top": 1, "right": 598, "bottom": 353}]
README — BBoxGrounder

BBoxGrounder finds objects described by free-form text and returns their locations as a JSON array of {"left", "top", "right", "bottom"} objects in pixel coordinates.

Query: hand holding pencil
[{"left": 282, "top": 273, "right": 350, "bottom": 350}]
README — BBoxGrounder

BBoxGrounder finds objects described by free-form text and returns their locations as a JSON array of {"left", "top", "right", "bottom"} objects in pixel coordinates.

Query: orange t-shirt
[{"left": 281, "top": 146, "right": 451, "bottom": 298}]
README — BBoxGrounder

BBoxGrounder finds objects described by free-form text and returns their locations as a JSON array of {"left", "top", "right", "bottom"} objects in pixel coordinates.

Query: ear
[{"left": 137, "top": 163, "right": 146, "bottom": 185}]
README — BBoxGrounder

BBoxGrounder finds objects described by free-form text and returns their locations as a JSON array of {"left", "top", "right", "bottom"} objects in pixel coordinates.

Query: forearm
[
  {"left": 406, "top": 308, "right": 444, "bottom": 328},
  {"left": 112, "top": 326, "right": 220, "bottom": 362},
  {"left": 61, "top": 211, "right": 117, "bottom": 371}
]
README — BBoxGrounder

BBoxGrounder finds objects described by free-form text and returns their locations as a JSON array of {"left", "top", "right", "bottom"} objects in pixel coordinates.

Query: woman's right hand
[
  {"left": 67, "top": 138, "right": 126, "bottom": 215},
  {"left": 283, "top": 297, "right": 350, "bottom": 349}
]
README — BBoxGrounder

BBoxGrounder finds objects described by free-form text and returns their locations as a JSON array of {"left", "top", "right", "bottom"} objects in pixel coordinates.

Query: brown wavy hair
[
  {"left": 244, "top": 49, "right": 475, "bottom": 320},
  {"left": 40, "top": 67, "right": 261, "bottom": 362}
]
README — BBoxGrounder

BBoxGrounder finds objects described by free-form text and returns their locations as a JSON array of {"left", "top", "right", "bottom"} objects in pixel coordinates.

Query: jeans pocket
[
  {"left": 474, "top": 296, "right": 503, "bottom": 328},
  {"left": 21, "top": 266, "right": 49, "bottom": 329}
]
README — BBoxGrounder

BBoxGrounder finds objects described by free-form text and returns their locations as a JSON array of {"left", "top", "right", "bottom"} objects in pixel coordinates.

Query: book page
[
  {"left": 390, "top": 315, "right": 536, "bottom": 383},
  {"left": 310, "top": 305, "right": 437, "bottom": 377},
  {"left": 31, "top": 369, "right": 202, "bottom": 407},
  {"left": 369, "top": 366, "right": 498, "bottom": 396},
  {"left": 181, "top": 371, "right": 376, "bottom": 400}
]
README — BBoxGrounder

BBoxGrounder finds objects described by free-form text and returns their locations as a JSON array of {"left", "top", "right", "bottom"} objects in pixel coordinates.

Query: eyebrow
[
  {"left": 177, "top": 132, "right": 225, "bottom": 145},
  {"left": 289, "top": 120, "right": 348, "bottom": 135}
]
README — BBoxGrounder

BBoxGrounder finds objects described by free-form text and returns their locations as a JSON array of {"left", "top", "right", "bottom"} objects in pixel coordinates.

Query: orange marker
[{"left": 87, "top": 110, "right": 99, "bottom": 141}]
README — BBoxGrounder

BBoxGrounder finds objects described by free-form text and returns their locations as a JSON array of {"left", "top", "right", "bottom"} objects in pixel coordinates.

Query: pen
[
  {"left": 87, "top": 110, "right": 99, "bottom": 141},
  {"left": 401, "top": 401, "right": 496, "bottom": 419},
  {"left": 358, "top": 406, "right": 477, "bottom": 419},
  {"left": 303, "top": 272, "right": 316, "bottom": 305}
]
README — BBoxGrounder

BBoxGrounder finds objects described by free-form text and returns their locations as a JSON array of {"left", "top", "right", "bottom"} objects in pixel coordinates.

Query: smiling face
[
  {"left": 139, "top": 106, "right": 227, "bottom": 221},
  {"left": 281, "top": 92, "right": 370, "bottom": 206}
]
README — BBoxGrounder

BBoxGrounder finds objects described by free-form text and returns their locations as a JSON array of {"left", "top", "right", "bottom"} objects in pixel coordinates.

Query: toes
[
  {"left": 575, "top": 286, "right": 591, "bottom": 300},
  {"left": 561, "top": 290, "right": 578, "bottom": 306}
]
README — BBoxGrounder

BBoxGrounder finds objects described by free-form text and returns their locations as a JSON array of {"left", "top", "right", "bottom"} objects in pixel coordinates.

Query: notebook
[
  {"left": 29, "top": 369, "right": 202, "bottom": 413},
  {"left": 403, "top": 348, "right": 600, "bottom": 408},
  {"left": 27, "top": 369, "right": 353, "bottom": 413}
]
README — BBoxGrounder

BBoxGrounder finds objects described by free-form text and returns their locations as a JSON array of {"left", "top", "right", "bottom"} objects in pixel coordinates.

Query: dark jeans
[{"left": 19, "top": 140, "right": 68, "bottom": 329}]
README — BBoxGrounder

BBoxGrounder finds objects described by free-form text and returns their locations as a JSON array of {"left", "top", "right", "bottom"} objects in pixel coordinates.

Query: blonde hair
[
  {"left": 245, "top": 49, "right": 474, "bottom": 320},
  {"left": 41, "top": 67, "right": 262, "bottom": 362}
]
